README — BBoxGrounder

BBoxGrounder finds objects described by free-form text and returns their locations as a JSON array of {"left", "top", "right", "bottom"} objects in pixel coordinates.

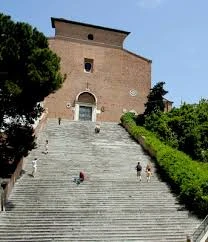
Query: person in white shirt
[{"left": 32, "top": 158, "right": 37, "bottom": 177}]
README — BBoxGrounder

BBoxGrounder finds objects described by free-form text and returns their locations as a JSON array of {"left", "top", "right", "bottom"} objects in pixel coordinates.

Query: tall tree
[
  {"left": 144, "top": 81, "right": 168, "bottom": 116},
  {"left": 0, "top": 13, "right": 64, "bottom": 175}
]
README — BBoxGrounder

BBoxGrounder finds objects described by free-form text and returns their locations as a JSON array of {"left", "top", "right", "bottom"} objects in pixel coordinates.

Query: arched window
[
  {"left": 85, "top": 62, "right": 92, "bottom": 72},
  {"left": 84, "top": 58, "right": 93, "bottom": 73}
]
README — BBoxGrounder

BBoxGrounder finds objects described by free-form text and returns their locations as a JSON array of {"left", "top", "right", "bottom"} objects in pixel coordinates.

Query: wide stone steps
[
  {"left": 0, "top": 119, "right": 201, "bottom": 241},
  {"left": 0, "top": 236, "right": 188, "bottom": 242}
]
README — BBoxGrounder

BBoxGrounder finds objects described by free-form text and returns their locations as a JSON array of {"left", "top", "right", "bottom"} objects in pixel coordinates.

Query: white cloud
[{"left": 137, "top": 0, "right": 164, "bottom": 8}]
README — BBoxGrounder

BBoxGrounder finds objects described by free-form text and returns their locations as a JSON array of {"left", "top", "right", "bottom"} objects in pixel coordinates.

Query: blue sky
[{"left": 1, "top": 0, "right": 207, "bottom": 107}]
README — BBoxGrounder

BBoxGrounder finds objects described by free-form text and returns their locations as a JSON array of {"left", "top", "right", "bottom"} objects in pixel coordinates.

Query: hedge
[{"left": 121, "top": 112, "right": 208, "bottom": 217}]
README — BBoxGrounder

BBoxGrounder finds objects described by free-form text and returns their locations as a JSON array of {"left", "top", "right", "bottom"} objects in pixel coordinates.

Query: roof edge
[
  {"left": 123, "top": 49, "right": 152, "bottom": 63},
  {"left": 51, "top": 17, "right": 130, "bottom": 35},
  {"left": 163, "top": 97, "right": 174, "bottom": 103}
]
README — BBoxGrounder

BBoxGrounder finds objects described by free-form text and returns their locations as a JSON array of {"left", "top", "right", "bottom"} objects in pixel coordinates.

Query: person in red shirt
[{"left": 79, "top": 171, "right": 85, "bottom": 182}]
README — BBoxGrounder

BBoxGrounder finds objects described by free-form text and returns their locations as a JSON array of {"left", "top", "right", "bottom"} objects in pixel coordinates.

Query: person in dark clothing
[
  {"left": 136, "top": 162, "right": 142, "bottom": 181},
  {"left": 58, "top": 117, "right": 61, "bottom": 125},
  {"left": 95, "top": 123, "right": 100, "bottom": 133}
]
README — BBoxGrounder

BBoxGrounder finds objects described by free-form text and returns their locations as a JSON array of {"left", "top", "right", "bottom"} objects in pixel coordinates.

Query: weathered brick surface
[
  {"left": 53, "top": 19, "right": 128, "bottom": 48},
  {"left": 45, "top": 19, "right": 151, "bottom": 122}
]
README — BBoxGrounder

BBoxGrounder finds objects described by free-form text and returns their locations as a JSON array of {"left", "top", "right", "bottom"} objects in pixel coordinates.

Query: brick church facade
[{"left": 44, "top": 17, "right": 152, "bottom": 122}]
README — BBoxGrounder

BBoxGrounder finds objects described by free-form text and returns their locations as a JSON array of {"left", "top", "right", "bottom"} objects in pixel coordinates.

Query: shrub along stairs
[{"left": 0, "top": 119, "right": 201, "bottom": 241}]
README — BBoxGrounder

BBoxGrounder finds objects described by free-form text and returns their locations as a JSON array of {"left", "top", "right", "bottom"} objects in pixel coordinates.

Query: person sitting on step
[
  {"left": 79, "top": 171, "right": 85, "bottom": 182},
  {"left": 95, "top": 123, "right": 101, "bottom": 133},
  {"left": 73, "top": 171, "right": 85, "bottom": 185}
]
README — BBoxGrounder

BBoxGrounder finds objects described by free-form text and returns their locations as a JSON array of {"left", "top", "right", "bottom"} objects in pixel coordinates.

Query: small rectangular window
[{"left": 84, "top": 58, "right": 93, "bottom": 73}]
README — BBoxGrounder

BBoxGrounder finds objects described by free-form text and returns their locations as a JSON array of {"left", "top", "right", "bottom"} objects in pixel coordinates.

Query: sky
[{"left": 0, "top": 0, "right": 208, "bottom": 107}]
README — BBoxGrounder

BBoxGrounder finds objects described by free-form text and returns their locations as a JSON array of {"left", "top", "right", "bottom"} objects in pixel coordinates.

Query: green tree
[
  {"left": 0, "top": 13, "right": 64, "bottom": 175},
  {"left": 144, "top": 112, "right": 179, "bottom": 148},
  {"left": 144, "top": 81, "right": 168, "bottom": 116},
  {"left": 143, "top": 99, "right": 208, "bottom": 162},
  {"left": 136, "top": 82, "right": 168, "bottom": 126}
]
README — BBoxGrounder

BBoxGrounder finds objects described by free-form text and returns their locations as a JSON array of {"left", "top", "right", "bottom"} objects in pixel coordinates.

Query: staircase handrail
[{"left": 192, "top": 215, "right": 208, "bottom": 242}]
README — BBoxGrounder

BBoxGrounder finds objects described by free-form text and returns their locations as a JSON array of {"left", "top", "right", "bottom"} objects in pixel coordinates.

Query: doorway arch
[{"left": 74, "top": 91, "right": 97, "bottom": 121}]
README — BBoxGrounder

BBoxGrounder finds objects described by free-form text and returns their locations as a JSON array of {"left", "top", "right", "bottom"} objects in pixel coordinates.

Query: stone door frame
[{"left": 74, "top": 91, "right": 97, "bottom": 122}]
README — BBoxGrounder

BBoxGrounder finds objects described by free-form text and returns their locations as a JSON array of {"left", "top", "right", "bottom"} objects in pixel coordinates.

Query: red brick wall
[
  {"left": 45, "top": 24, "right": 151, "bottom": 122},
  {"left": 53, "top": 20, "right": 128, "bottom": 48}
]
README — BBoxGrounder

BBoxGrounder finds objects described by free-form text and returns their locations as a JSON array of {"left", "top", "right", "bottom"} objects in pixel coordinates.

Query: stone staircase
[{"left": 0, "top": 119, "right": 201, "bottom": 241}]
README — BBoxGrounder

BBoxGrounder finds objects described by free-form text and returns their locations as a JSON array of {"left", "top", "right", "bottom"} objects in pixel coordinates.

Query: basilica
[{"left": 45, "top": 17, "right": 152, "bottom": 122}]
